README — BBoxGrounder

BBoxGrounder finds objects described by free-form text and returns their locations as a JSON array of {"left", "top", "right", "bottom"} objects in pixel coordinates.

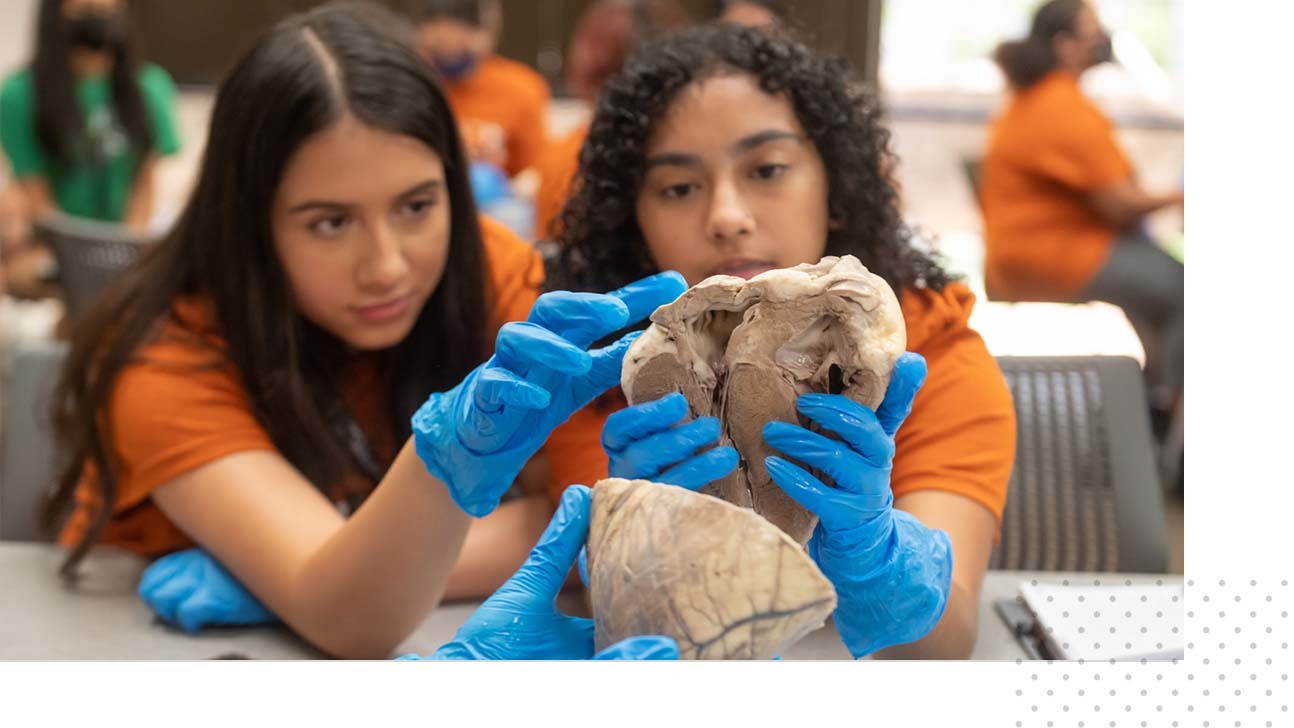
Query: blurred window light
[{"left": 880, "top": 0, "right": 1183, "bottom": 117}]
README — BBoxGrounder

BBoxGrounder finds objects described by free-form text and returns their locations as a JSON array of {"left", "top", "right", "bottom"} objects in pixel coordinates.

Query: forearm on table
[
  {"left": 285, "top": 440, "right": 472, "bottom": 658},
  {"left": 1088, "top": 179, "right": 1183, "bottom": 230}
]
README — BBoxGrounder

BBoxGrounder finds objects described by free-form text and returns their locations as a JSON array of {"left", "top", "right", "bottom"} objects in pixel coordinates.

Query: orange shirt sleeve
[
  {"left": 59, "top": 302, "right": 278, "bottom": 556},
  {"left": 894, "top": 284, "right": 1016, "bottom": 525}
]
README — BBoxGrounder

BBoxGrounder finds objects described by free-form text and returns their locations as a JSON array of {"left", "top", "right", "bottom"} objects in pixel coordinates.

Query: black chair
[
  {"left": 0, "top": 340, "right": 67, "bottom": 542},
  {"left": 991, "top": 356, "right": 1168, "bottom": 573},
  {"left": 34, "top": 213, "right": 147, "bottom": 320}
]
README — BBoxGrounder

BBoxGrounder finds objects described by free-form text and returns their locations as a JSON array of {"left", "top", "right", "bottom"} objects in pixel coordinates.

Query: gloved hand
[
  {"left": 761, "top": 352, "right": 953, "bottom": 658},
  {"left": 603, "top": 392, "right": 739, "bottom": 489},
  {"left": 398, "top": 484, "right": 677, "bottom": 660},
  {"left": 590, "top": 635, "right": 679, "bottom": 660},
  {"left": 413, "top": 272, "right": 688, "bottom": 516},
  {"left": 138, "top": 549, "right": 277, "bottom": 634},
  {"left": 399, "top": 636, "right": 679, "bottom": 661}
]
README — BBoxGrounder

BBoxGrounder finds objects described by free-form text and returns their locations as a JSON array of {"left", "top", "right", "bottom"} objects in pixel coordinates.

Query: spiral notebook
[{"left": 1013, "top": 581, "right": 1185, "bottom": 661}]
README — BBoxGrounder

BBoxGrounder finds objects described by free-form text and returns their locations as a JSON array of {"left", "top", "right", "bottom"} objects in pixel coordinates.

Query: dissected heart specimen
[
  {"left": 621, "top": 255, "right": 906, "bottom": 543},
  {"left": 587, "top": 478, "right": 837, "bottom": 660}
]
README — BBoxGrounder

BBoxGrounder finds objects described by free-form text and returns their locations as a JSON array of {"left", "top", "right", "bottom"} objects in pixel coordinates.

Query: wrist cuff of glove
[
  {"left": 411, "top": 395, "right": 514, "bottom": 518},
  {"left": 825, "top": 513, "right": 954, "bottom": 658}
]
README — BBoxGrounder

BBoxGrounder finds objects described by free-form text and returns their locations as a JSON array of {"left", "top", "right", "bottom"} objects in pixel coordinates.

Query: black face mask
[{"left": 65, "top": 10, "right": 125, "bottom": 52}]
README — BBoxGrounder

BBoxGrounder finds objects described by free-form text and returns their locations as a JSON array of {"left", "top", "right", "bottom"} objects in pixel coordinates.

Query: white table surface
[{"left": 0, "top": 542, "right": 1178, "bottom": 660}]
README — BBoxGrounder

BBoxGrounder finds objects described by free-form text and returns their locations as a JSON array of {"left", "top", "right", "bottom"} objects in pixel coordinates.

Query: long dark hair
[
  {"left": 547, "top": 24, "right": 951, "bottom": 301},
  {"left": 32, "top": 0, "right": 152, "bottom": 168},
  {"left": 993, "top": 0, "right": 1085, "bottom": 91},
  {"left": 44, "top": 3, "right": 490, "bottom": 575}
]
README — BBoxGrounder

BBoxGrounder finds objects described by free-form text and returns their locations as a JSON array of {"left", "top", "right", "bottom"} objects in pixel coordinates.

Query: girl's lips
[
  {"left": 353, "top": 296, "right": 410, "bottom": 322},
  {"left": 711, "top": 261, "right": 775, "bottom": 280}
]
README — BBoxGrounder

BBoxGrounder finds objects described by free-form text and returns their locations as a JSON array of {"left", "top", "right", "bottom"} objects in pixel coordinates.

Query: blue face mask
[{"left": 433, "top": 52, "right": 479, "bottom": 82}]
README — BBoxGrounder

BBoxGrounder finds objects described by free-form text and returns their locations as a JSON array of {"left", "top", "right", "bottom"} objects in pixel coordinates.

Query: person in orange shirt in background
[
  {"left": 982, "top": 0, "right": 1183, "bottom": 425},
  {"left": 43, "top": 4, "right": 679, "bottom": 659},
  {"left": 413, "top": 0, "right": 549, "bottom": 177},
  {"left": 543, "top": 25, "right": 1016, "bottom": 659},
  {"left": 532, "top": 0, "right": 688, "bottom": 241}
]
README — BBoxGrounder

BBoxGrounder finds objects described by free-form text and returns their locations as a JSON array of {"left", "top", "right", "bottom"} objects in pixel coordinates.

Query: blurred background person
[
  {"left": 980, "top": 0, "right": 1182, "bottom": 435},
  {"left": 710, "top": 0, "right": 786, "bottom": 27},
  {"left": 413, "top": 0, "right": 549, "bottom": 179},
  {"left": 0, "top": 0, "right": 180, "bottom": 300},
  {"left": 533, "top": 0, "right": 688, "bottom": 240}
]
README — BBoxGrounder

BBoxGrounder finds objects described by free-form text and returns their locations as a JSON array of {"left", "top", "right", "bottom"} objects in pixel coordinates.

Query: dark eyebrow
[
  {"left": 644, "top": 131, "right": 804, "bottom": 171},
  {"left": 644, "top": 152, "right": 703, "bottom": 170},
  {"left": 730, "top": 130, "right": 803, "bottom": 154},
  {"left": 287, "top": 178, "right": 443, "bottom": 214}
]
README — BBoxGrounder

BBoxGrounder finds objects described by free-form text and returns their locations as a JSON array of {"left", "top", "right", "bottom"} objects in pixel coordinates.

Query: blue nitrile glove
[
  {"left": 590, "top": 635, "right": 679, "bottom": 660},
  {"left": 761, "top": 352, "right": 953, "bottom": 658},
  {"left": 399, "top": 484, "right": 652, "bottom": 660},
  {"left": 603, "top": 392, "right": 739, "bottom": 489},
  {"left": 413, "top": 272, "right": 688, "bottom": 517},
  {"left": 138, "top": 549, "right": 277, "bottom": 634},
  {"left": 397, "top": 636, "right": 678, "bottom": 661},
  {"left": 469, "top": 161, "right": 512, "bottom": 207}
]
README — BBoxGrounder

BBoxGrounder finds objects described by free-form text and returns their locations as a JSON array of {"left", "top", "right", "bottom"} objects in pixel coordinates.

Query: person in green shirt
[
  {"left": 2, "top": 0, "right": 181, "bottom": 226},
  {"left": 0, "top": 0, "right": 180, "bottom": 298}
]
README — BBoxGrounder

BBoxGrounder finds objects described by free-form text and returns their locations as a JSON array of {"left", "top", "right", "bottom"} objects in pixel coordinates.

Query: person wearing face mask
[
  {"left": 0, "top": 0, "right": 179, "bottom": 229},
  {"left": 981, "top": 0, "right": 1183, "bottom": 436},
  {"left": 0, "top": 0, "right": 180, "bottom": 300},
  {"left": 532, "top": 0, "right": 689, "bottom": 240},
  {"left": 412, "top": 0, "right": 549, "bottom": 178}
]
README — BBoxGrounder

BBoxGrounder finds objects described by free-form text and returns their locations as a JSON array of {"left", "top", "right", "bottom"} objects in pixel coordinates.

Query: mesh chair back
[
  {"left": 36, "top": 214, "right": 145, "bottom": 319},
  {"left": 992, "top": 356, "right": 1168, "bottom": 573}
]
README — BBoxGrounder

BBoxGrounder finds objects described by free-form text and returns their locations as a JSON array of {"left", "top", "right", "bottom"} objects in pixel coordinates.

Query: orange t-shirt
[
  {"left": 542, "top": 282, "right": 1017, "bottom": 525},
  {"left": 59, "top": 216, "right": 543, "bottom": 556},
  {"left": 445, "top": 55, "right": 550, "bottom": 177},
  {"left": 532, "top": 122, "right": 587, "bottom": 240},
  {"left": 981, "top": 71, "right": 1133, "bottom": 302}
]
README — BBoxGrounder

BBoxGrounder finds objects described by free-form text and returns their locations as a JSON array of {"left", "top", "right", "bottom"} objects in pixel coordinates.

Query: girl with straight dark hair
[{"left": 43, "top": 2, "right": 679, "bottom": 659}]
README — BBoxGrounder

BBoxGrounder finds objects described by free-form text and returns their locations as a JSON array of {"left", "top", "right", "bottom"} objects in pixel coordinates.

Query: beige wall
[{"left": 0, "top": 0, "right": 39, "bottom": 93}]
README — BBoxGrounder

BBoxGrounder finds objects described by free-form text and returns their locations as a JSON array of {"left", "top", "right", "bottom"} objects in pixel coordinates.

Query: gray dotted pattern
[{"left": 1011, "top": 578, "right": 1290, "bottom": 726}]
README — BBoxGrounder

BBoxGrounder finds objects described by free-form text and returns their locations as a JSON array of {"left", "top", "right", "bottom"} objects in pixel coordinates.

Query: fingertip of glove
[
  {"left": 632, "top": 636, "right": 680, "bottom": 660},
  {"left": 761, "top": 419, "right": 799, "bottom": 439},
  {"left": 558, "top": 484, "right": 592, "bottom": 522},
  {"left": 656, "top": 270, "right": 688, "bottom": 291}
]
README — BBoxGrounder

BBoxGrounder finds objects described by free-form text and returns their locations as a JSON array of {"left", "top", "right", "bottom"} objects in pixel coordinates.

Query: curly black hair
[{"left": 547, "top": 23, "right": 954, "bottom": 300}]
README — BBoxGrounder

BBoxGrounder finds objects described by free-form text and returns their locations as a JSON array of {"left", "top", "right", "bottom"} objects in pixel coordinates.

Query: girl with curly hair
[{"left": 543, "top": 23, "right": 1017, "bottom": 659}]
